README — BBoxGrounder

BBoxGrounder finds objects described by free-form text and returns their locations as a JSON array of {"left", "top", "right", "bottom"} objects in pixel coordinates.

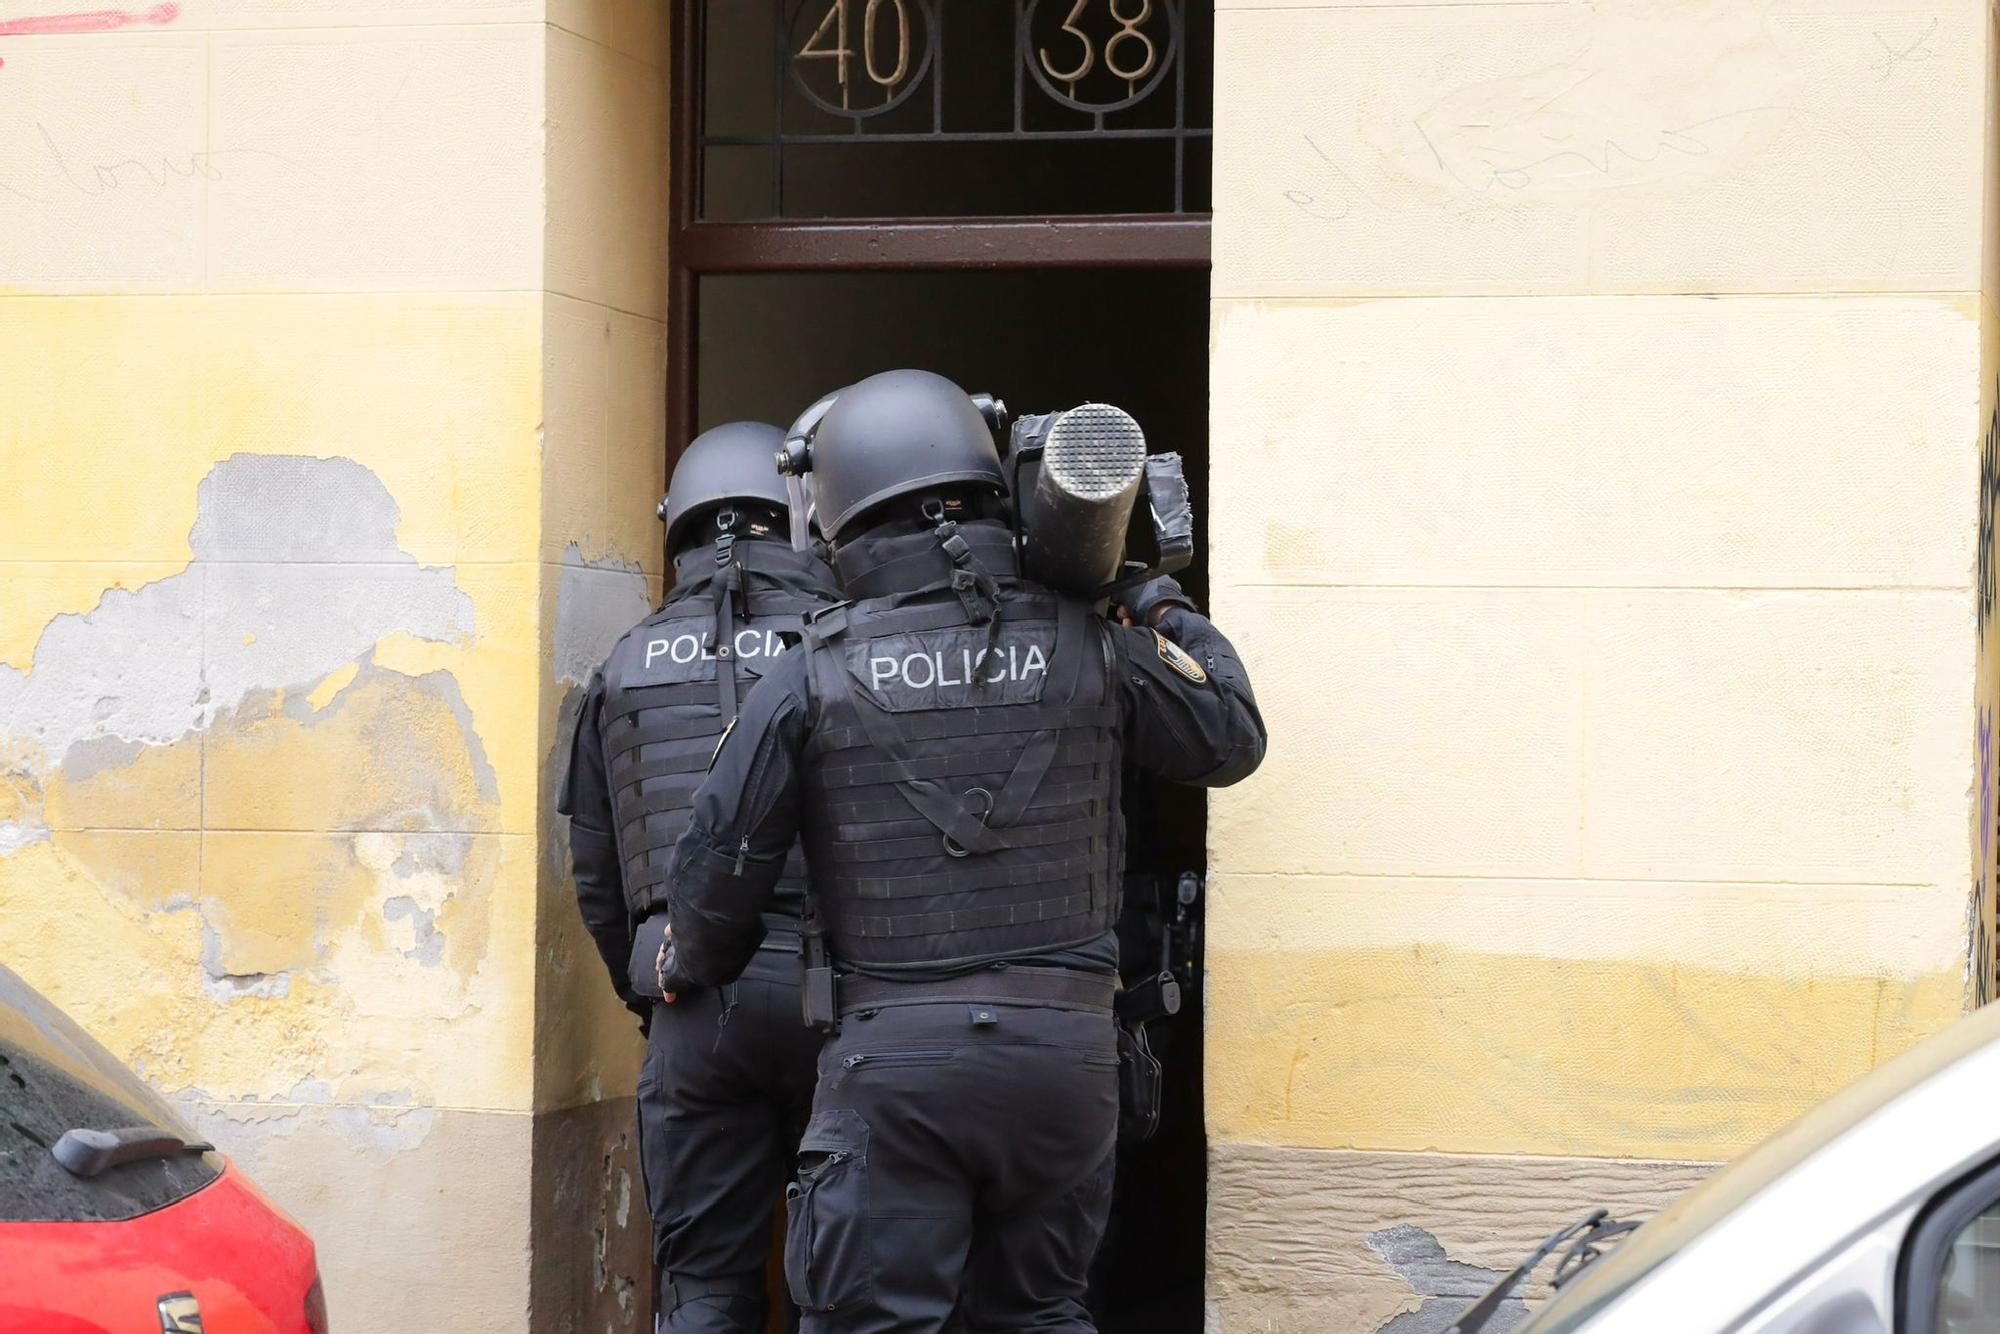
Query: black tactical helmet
[
  {"left": 657, "top": 421, "right": 792, "bottom": 553},
  {"left": 784, "top": 370, "right": 1005, "bottom": 543}
]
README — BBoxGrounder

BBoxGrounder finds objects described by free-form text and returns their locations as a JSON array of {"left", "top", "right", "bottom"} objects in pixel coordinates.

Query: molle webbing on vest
[
  {"left": 599, "top": 539, "right": 832, "bottom": 920},
  {"left": 798, "top": 591, "right": 1120, "bottom": 970}
]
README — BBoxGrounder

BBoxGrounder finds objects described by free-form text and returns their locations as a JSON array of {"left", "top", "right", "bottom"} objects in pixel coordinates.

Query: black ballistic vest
[
  {"left": 799, "top": 526, "right": 1122, "bottom": 971},
  {"left": 599, "top": 538, "right": 837, "bottom": 921}
]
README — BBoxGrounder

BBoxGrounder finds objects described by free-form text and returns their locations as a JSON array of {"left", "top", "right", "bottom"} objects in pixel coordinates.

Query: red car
[{"left": 0, "top": 964, "right": 326, "bottom": 1333}]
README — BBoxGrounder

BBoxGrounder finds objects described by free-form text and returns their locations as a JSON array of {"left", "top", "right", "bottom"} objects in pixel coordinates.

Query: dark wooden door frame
[{"left": 665, "top": 0, "right": 1213, "bottom": 455}]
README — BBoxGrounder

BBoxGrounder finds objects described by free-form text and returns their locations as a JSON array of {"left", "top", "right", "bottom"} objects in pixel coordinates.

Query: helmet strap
[{"left": 925, "top": 498, "right": 1000, "bottom": 629}]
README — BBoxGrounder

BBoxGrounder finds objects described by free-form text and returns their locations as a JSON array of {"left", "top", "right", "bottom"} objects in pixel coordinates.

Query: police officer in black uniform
[
  {"left": 559, "top": 421, "right": 842, "bottom": 1332},
  {"left": 655, "top": 371, "right": 1267, "bottom": 1333}
]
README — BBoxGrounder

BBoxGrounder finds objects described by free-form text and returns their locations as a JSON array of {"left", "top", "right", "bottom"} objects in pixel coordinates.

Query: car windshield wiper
[
  {"left": 1450, "top": 1208, "right": 1642, "bottom": 1333},
  {"left": 51, "top": 1126, "right": 214, "bottom": 1179}
]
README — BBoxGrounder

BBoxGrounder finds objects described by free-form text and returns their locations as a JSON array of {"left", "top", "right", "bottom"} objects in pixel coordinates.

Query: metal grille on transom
[{"left": 698, "top": 0, "right": 1214, "bottom": 220}]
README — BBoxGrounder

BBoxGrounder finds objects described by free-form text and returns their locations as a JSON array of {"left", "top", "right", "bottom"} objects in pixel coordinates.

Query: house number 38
[{"left": 1038, "top": 0, "right": 1160, "bottom": 95}]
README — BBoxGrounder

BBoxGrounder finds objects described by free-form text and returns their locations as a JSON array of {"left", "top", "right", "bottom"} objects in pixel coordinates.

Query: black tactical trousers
[
  {"left": 784, "top": 998, "right": 1120, "bottom": 1334},
  {"left": 640, "top": 952, "right": 825, "bottom": 1333}
]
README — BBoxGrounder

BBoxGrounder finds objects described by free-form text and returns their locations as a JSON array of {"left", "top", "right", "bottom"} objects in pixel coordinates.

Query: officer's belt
[
  {"left": 838, "top": 965, "right": 1116, "bottom": 1016},
  {"left": 757, "top": 920, "right": 802, "bottom": 953}
]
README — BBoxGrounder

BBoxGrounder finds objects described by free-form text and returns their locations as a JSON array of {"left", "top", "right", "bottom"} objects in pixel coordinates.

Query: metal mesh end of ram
[{"left": 1043, "top": 404, "right": 1147, "bottom": 502}]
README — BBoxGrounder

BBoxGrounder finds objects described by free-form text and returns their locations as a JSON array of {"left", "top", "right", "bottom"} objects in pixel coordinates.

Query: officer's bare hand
[
  {"left": 1110, "top": 603, "right": 1171, "bottom": 629},
  {"left": 655, "top": 930, "right": 679, "bottom": 1004}
]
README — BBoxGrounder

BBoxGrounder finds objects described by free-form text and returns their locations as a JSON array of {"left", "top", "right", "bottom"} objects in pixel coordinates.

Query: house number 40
[{"left": 796, "top": 0, "right": 914, "bottom": 109}]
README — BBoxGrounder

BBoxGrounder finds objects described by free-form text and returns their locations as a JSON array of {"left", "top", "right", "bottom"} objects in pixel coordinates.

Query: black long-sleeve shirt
[
  {"left": 558, "top": 672, "right": 645, "bottom": 1014},
  {"left": 662, "top": 600, "right": 1266, "bottom": 991}
]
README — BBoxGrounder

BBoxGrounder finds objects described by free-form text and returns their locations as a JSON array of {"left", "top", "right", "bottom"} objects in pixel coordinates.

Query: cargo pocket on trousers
[{"left": 785, "top": 1108, "right": 871, "bottom": 1315}]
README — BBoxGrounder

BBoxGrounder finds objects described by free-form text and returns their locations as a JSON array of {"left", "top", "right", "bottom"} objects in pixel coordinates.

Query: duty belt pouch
[
  {"left": 1116, "top": 1020, "right": 1164, "bottom": 1142},
  {"left": 799, "top": 898, "right": 839, "bottom": 1033}
]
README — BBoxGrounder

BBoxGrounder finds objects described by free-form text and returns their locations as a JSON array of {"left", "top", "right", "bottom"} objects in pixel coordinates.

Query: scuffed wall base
[
  {"left": 183, "top": 1100, "right": 532, "bottom": 1330},
  {"left": 531, "top": 1095, "right": 652, "bottom": 1334},
  {"left": 1207, "top": 1143, "right": 1714, "bottom": 1332}
]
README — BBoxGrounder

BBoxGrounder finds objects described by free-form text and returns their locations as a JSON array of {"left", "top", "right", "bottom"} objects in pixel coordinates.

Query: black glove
[{"left": 1125, "top": 576, "right": 1196, "bottom": 625}]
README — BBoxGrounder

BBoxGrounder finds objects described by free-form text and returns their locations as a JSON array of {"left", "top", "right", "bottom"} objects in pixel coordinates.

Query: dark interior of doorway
[{"left": 698, "top": 266, "right": 1210, "bottom": 1334}]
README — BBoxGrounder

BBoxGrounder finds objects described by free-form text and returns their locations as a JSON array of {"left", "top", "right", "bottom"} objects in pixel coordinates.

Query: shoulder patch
[{"left": 1153, "top": 630, "right": 1208, "bottom": 684}]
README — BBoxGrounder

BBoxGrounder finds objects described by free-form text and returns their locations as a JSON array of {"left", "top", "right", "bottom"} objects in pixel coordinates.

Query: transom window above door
[{"left": 696, "top": 0, "right": 1213, "bottom": 220}]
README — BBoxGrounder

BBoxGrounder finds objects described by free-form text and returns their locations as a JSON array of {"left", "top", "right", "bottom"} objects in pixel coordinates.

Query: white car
[{"left": 1452, "top": 998, "right": 2000, "bottom": 1332}]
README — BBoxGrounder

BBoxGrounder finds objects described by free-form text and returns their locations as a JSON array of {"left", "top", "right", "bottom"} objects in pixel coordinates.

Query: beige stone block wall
[
  {"left": 535, "top": 7, "right": 670, "bottom": 1330},
  {"left": 0, "top": 2, "right": 661, "bottom": 1326},
  {"left": 1206, "top": 0, "right": 1994, "bottom": 1327}
]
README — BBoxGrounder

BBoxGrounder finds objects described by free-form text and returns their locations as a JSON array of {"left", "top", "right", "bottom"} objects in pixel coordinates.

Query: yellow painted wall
[
  {"left": 0, "top": 2, "right": 664, "bottom": 1326},
  {"left": 1205, "top": 0, "right": 1995, "bottom": 1324}
]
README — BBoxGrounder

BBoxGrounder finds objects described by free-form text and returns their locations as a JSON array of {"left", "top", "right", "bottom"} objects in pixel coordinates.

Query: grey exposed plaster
[
  {"left": 0, "top": 819, "right": 49, "bottom": 853},
  {"left": 391, "top": 831, "right": 474, "bottom": 879},
  {"left": 176, "top": 1084, "right": 437, "bottom": 1162},
  {"left": 383, "top": 895, "right": 446, "bottom": 967},
  {"left": 0, "top": 454, "right": 474, "bottom": 771},
  {"left": 1368, "top": 1225, "right": 1526, "bottom": 1334},
  {"left": 195, "top": 899, "right": 295, "bottom": 1002},
  {"left": 60, "top": 733, "right": 149, "bottom": 781},
  {"left": 554, "top": 544, "right": 652, "bottom": 688}
]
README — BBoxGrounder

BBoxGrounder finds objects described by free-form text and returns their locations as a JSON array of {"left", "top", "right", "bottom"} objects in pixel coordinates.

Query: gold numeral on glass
[
  {"left": 1104, "top": 0, "right": 1158, "bottom": 90},
  {"left": 1038, "top": 0, "right": 1096, "bottom": 96},
  {"left": 797, "top": 0, "right": 854, "bottom": 108},
  {"left": 1038, "top": 0, "right": 1161, "bottom": 100},
  {"left": 863, "top": 0, "right": 911, "bottom": 98},
  {"left": 799, "top": 0, "right": 913, "bottom": 110}
]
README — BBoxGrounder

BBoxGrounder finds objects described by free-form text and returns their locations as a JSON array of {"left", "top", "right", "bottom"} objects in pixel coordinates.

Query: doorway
[{"left": 669, "top": 5, "right": 1214, "bottom": 1330}]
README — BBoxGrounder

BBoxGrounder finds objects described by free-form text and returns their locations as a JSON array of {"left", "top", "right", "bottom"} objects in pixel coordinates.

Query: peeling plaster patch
[
  {"left": 391, "top": 831, "right": 473, "bottom": 879},
  {"left": 190, "top": 454, "right": 417, "bottom": 563},
  {"left": 0, "top": 455, "right": 474, "bottom": 770},
  {"left": 198, "top": 910, "right": 294, "bottom": 1002},
  {"left": 240, "top": 663, "right": 500, "bottom": 809},
  {"left": 60, "top": 733, "right": 149, "bottom": 782},
  {"left": 328, "top": 1101, "right": 436, "bottom": 1161},
  {"left": 418, "top": 669, "right": 502, "bottom": 803},
  {"left": 306, "top": 660, "right": 362, "bottom": 712},
  {"left": 554, "top": 544, "right": 651, "bottom": 688},
  {"left": 615, "top": 1274, "right": 635, "bottom": 1321},
  {"left": 286, "top": 1076, "right": 335, "bottom": 1103},
  {"left": 543, "top": 685, "right": 588, "bottom": 884},
  {"left": 0, "top": 768, "right": 47, "bottom": 851},
  {"left": 615, "top": 1166, "right": 630, "bottom": 1228},
  {"left": 0, "top": 819, "right": 49, "bottom": 853},
  {"left": 202, "top": 969, "right": 293, "bottom": 1002},
  {"left": 1367, "top": 1225, "right": 1524, "bottom": 1334},
  {"left": 383, "top": 895, "right": 445, "bottom": 967},
  {"left": 174, "top": 1077, "right": 335, "bottom": 1118}
]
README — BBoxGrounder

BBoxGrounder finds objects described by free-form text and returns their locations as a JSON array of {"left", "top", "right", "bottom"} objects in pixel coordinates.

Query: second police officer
[
  {"left": 560, "top": 422, "right": 842, "bottom": 1332},
  {"left": 657, "top": 371, "right": 1267, "bottom": 1332}
]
